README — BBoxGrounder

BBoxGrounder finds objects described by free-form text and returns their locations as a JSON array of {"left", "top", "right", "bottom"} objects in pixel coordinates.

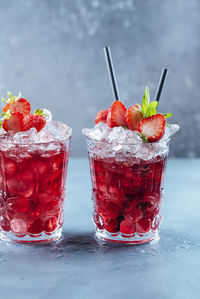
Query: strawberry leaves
[{"left": 34, "top": 108, "right": 46, "bottom": 117}]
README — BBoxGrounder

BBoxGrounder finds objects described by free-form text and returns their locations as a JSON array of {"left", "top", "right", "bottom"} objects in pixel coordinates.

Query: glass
[
  {"left": 0, "top": 136, "right": 71, "bottom": 243},
  {"left": 84, "top": 135, "right": 170, "bottom": 244}
]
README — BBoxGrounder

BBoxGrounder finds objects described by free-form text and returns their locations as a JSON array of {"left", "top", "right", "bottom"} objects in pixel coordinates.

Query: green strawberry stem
[{"left": 34, "top": 108, "right": 46, "bottom": 117}]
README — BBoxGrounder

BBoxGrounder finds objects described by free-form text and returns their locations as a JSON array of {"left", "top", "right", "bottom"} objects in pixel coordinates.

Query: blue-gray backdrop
[{"left": 0, "top": 0, "right": 199, "bottom": 157}]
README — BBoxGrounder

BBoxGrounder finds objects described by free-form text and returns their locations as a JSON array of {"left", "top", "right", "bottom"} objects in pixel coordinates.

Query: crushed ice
[
  {"left": 82, "top": 122, "right": 179, "bottom": 160},
  {"left": 0, "top": 121, "right": 72, "bottom": 146}
]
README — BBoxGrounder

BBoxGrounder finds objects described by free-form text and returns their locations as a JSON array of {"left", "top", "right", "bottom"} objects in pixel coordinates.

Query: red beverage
[
  {"left": 0, "top": 139, "right": 70, "bottom": 242},
  {"left": 89, "top": 152, "right": 167, "bottom": 243}
]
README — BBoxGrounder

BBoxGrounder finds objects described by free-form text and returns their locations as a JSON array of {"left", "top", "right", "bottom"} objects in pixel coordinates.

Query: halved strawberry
[
  {"left": 125, "top": 104, "right": 143, "bottom": 131},
  {"left": 2, "top": 112, "right": 24, "bottom": 133},
  {"left": 138, "top": 114, "right": 166, "bottom": 142},
  {"left": 95, "top": 109, "right": 108, "bottom": 124},
  {"left": 107, "top": 101, "right": 127, "bottom": 128},
  {"left": 3, "top": 98, "right": 31, "bottom": 115},
  {"left": 31, "top": 115, "right": 46, "bottom": 132}
]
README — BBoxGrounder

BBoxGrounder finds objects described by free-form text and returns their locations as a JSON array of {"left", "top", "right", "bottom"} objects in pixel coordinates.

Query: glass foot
[
  {"left": 0, "top": 227, "right": 62, "bottom": 243},
  {"left": 95, "top": 228, "right": 160, "bottom": 244}
]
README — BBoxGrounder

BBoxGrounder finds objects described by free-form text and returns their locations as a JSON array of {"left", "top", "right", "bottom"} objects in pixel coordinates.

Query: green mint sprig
[{"left": 137, "top": 86, "right": 172, "bottom": 119}]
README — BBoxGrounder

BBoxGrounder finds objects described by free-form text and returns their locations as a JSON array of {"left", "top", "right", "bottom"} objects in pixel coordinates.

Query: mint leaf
[
  {"left": 142, "top": 87, "right": 150, "bottom": 108},
  {"left": 146, "top": 101, "right": 159, "bottom": 117},
  {"left": 141, "top": 87, "right": 150, "bottom": 117},
  {"left": 163, "top": 113, "right": 172, "bottom": 118}
]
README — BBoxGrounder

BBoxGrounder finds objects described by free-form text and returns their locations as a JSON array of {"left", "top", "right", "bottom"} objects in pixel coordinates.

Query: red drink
[
  {"left": 0, "top": 139, "right": 70, "bottom": 243},
  {"left": 83, "top": 129, "right": 171, "bottom": 244},
  {"left": 89, "top": 153, "right": 167, "bottom": 243}
]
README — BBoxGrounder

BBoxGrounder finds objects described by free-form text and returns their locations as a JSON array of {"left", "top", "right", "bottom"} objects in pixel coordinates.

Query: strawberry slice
[
  {"left": 125, "top": 104, "right": 143, "bottom": 131},
  {"left": 138, "top": 114, "right": 166, "bottom": 142},
  {"left": 107, "top": 101, "right": 127, "bottom": 128},
  {"left": 95, "top": 109, "right": 108, "bottom": 124},
  {"left": 2, "top": 112, "right": 24, "bottom": 133},
  {"left": 3, "top": 98, "right": 31, "bottom": 115},
  {"left": 31, "top": 115, "right": 46, "bottom": 132}
]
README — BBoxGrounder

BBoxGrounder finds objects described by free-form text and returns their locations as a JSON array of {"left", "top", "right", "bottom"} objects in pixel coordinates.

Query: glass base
[
  {"left": 95, "top": 227, "right": 160, "bottom": 244},
  {"left": 0, "top": 227, "right": 62, "bottom": 243}
]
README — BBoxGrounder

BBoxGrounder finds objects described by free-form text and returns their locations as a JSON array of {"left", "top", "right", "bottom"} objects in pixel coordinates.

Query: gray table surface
[{"left": 0, "top": 158, "right": 199, "bottom": 299}]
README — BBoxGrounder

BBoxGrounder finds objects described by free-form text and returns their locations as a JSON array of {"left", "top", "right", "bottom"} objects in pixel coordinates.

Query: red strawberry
[
  {"left": 2, "top": 112, "right": 24, "bottom": 133},
  {"left": 136, "top": 218, "right": 151, "bottom": 233},
  {"left": 125, "top": 104, "right": 143, "bottom": 131},
  {"left": 31, "top": 115, "right": 46, "bottom": 132},
  {"left": 138, "top": 114, "right": 166, "bottom": 142},
  {"left": 120, "top": 219, "right": 136, "bottom": 234},
  {"left": 107, "top": 101, "right": 127, "bottom": 128},
  {"left": 3, "top": 98, "right": 31, "bottom": 115},
  {"left": 95, "top": 109, "right": 108, "bottom": 124},
  {"left": 22, "top": 113, "right": 34, "bottom": 131}
]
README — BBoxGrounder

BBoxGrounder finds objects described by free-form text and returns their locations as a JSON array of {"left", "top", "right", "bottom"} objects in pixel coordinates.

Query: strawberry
[
  {"left": 2, "top": 112, "right": 24, "bottom": 133},
  {"left": 95, "top": 109, "right": 108, "bottom": 124},
  {"left": 107, "top": 100, "right": 127, "bottom": 128},
  {"left": 138, "top": 114, "right": 166, "bottom": 142},
  {"left": 22, "top": 113, "right": 34, "bottom": 131},
  {"left": 31, "top": 114, "right": 46, "bottom": 132},
  {"left": 3, "top": 98, "right": 31, "bottom": 115},
  {"left": 125, "top": 104, "right": 143, "bottom": 131}
]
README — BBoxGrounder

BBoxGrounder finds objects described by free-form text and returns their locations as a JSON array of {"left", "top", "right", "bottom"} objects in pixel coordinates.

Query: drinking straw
[
  {"left": 104, "top": 46, "right": 120, "bottom": 101},
  {"left": 155, "top": 68, "right": 168, "bottom": 103}
]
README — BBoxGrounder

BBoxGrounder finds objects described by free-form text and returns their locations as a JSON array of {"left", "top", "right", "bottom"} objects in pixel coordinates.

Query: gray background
[{"left": 0, "top": 0, "right": 199, "bottom": 157}]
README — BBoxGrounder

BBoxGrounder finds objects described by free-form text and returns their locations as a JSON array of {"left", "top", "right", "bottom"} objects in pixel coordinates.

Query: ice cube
[
  {"left": 163, "top": 124, "right": 180, "bottom": 140},
  {"left": 108, "top": 127, "right": 126, "bottom": 143},
  {"left": 82, "top": 122, "right": 111, "bottom": 141},
  {"left": 36, "top": 126, "right": 55, "bottom": 143},
  {"left": 46, "top": 121, "right": 72, "bottom": 141},
  {"left": 0, "top": 128, "right": 6, "bottom": 136},
  {"left": 136, "top": 143, "right": 154, "bottom": 160},
  {"left": 10, "top": 218, "right": 27, "bottom": 234},
  {"left": 0, "top": 132, "right": 15, "bottom": 151},
  {"left": 14, "top": 128, "right": 37, "bottom": 144}
]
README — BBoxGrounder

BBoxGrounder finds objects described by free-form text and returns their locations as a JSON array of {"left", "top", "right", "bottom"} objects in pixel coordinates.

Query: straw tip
[{"left": 104, "top": 46, "right": 110, "bottom": 52}]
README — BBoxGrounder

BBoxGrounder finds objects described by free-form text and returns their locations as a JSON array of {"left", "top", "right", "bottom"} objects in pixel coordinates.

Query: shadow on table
[
  {"left": 46, "top": 231, "right": 153, "bottom": 256},
  {"left": 48, "top": 228, "right": 200, "bottom": 256}
]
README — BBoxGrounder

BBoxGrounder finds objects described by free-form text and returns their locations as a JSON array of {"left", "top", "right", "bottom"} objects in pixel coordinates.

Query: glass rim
[
  {"left": 84, "top": 135, "right": 170, "bottom": 146},
  {"left": 0, "top": 134, "right": 72, "bottom": 146}
]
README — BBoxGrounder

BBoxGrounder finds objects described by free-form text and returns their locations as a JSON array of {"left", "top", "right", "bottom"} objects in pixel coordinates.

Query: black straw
[
  {"left": 155, "top": 68, "right": 168, "bottom": 103},
  {"left": 104, "top": 46, "right": 120, "bottom": 101}
]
